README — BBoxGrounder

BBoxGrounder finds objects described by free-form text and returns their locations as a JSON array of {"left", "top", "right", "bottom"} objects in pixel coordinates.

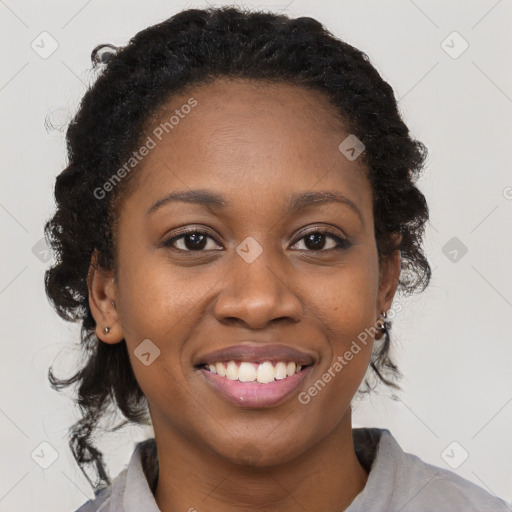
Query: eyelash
[{"left": 162, "top": 227, "right": 352, "bottom": 253}]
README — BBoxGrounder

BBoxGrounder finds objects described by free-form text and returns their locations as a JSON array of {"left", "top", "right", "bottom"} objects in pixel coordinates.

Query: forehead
[
  {"left": 121, "top": 78, "right": 371, "bottom": 217},
  {"left": 155, "top": 77, "right": 349, "bottom": 151}
]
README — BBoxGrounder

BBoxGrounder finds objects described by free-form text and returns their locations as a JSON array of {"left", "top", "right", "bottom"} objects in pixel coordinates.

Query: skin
[{"left": 88, "top": 78, "right": 401, "bottom": 512}]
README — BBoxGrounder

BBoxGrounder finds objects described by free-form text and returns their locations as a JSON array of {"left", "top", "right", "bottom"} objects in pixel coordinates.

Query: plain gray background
[{"left": 1, "top": 0, "right": 511, "bottom": 510}]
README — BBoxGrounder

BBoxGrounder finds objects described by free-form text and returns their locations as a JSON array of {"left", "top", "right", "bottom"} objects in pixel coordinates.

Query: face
[{"left": 89, "top": 78, "right": 400, "bottom": 466}]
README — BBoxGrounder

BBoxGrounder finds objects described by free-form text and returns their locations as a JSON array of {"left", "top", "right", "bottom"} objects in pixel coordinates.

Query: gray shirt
[{"left": 74, "top": 428, "right": 511, "bottom": 511}]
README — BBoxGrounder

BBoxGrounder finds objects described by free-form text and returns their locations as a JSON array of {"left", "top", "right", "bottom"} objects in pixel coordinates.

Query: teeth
[
  {"left": 274, "top": 361, "right": 288, "bottom": 380},
  {"left": 215, "top": 362, "right": 226, "bottom": 377},
  {"left": 238, "top": 362, "right": 257, "bottom": 382},
  {"left": 257, "top": 361, "right": 275, "bottom": 384},
  {"left": 226, "top": 361, "right": 239, "bottom": 380},
  {"left": 205, "top": 360, "right": 306, "bottom": 383}
]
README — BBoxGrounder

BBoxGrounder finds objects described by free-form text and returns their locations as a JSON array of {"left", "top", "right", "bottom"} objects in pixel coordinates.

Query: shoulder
[
  {"left": 72, "top": 438, "right": 158, "bottom": 512},
  {"left": 72, "top": 466, "right": 130, "bottom": 512},
  {"left": 72, "top": 482, "right": 117, "bottom": 512},
  {"left": 350, "top": 428, "right": 511, "bottom": 512},
  {"left": 398, "top": 451, "right": 511, "bottom": 511}
]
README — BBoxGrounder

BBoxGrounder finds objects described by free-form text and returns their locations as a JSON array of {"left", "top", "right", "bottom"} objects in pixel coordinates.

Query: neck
[{"left": 153, "top": 410, "right": 368, "bottom": 512}]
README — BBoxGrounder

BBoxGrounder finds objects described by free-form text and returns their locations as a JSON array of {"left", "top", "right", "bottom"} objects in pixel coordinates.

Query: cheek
[
  {"left": 301, "top": 252, "right": 379, "bottom": 396},
  {"left": 298, "top": 312, "right": 374, "bottom": 428},
  {"left": 116, "top": 249, "right": 205, "bottom": 340},
  {"left": 114, "top": 252, "right": 220, "bottom": 393},
  {"left": 309, "top": 254, "right": 380, "bottom": 341}
]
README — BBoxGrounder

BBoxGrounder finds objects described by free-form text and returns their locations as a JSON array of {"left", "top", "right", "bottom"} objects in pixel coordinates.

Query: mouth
[
  {"left": 194, "top": 343, "right": 316, "bottom": 408},
  {"left": 196, "top": 360, "right": 312, "bottom": 383},
  {"left": 197, "top": 360, "right": 314, "bottom": 409}
]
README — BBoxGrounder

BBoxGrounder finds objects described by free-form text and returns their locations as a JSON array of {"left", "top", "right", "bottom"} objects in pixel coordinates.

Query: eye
[
  {"left": 162, "top": 227, "right": 351, "bottom": 253},
  {"left": 290, "top": 229, "right": 351, "bottom": 252},
  {"left": 162, "top": 228, "right": 222, "bottom": 252}
]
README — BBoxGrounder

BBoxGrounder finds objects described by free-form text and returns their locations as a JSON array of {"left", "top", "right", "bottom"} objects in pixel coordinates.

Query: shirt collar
[
  {"left": 112, "top": 428, "right": 389, "bottom": 511},
  {"left": 122, "top": 438, "right": 160, "bottom": 512}
]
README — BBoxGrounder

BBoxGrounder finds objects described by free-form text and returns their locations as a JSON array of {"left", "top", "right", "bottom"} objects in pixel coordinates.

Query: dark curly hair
[{"left": 44, "top": 5, "right": 430, "bottom": 492}]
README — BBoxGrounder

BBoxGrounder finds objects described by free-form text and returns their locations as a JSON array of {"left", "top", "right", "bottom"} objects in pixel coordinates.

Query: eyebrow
[{"left": 146, "top": 189, "right": 363, "bottom": 224}]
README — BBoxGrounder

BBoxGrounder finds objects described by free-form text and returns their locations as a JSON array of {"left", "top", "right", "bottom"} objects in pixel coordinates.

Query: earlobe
[
  {"left": 374, "top": 248, "right": 401, "bottom": 341},
  {"left": 87, "top": 249, "right": 123, "bottom": 344}
]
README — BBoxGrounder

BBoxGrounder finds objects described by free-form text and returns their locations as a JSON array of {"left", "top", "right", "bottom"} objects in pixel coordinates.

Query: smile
[
  {"left": 198, "top": 361, "right": 313, "bottom": 408},
  {"left": 203, "top": 360, "right": 307, "bottom": 383}
]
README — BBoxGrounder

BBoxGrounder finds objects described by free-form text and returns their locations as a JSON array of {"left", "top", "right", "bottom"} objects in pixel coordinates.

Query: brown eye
[
  {"left": 162, "top": 227, "right": 351, "bottom": 253},
  {"left": 163, "top": 230, "right": 222, "bottom": 252},
  {"left": 291, "top": 230, "right": 351, "bottom": 252}
]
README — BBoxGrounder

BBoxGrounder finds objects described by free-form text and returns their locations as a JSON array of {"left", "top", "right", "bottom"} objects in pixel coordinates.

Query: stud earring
[
  {"left": 377, "top": 311, "right": 391, "bottom": 334},
  {"left": 103, "top": 326, "right": 111, "bottom": 334}
]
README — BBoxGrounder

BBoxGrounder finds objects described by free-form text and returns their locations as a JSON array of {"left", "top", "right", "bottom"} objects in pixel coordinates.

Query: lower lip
[{"left": 199, "top": 366, "right": 312, "bottom": 408}]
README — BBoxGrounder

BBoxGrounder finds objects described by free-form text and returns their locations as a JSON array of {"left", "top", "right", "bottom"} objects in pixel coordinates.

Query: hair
[{"left": 44, "top": 5, "right": 430, "bottom": 492}]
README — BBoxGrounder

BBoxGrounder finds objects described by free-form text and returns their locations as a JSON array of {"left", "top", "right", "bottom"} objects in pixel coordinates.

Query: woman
[{"left": 44, "top": 6, "right": 511, "bottom": 511}]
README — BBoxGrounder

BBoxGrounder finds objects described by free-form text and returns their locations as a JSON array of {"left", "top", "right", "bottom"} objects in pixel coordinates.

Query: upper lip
[{"left": 194, "top": 343, "right": 316, "bottom": 366}]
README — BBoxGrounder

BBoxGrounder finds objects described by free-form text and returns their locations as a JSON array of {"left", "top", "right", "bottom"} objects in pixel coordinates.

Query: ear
[
  {"left": 376, "top": 234, "right": 402, "bottom": 332},
  {"left": 87, "top": 249, "right": 123, "bottom": 344}
]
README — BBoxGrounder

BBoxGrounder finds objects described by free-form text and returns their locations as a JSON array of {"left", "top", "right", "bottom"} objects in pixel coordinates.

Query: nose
[{"left": 212, "top": 250, "right": 303, "bottom": 329}]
